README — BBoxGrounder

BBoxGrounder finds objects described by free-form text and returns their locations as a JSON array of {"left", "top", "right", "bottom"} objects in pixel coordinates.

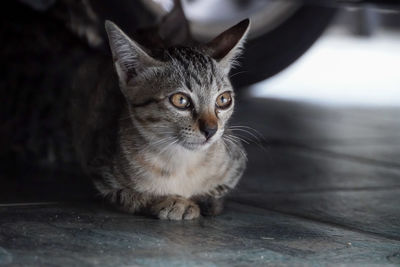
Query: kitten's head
[{"left": 105, "top": 19, "right": 249, "bottom": 151}]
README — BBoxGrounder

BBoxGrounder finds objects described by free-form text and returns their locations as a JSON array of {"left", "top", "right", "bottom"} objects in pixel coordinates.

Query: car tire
[{"left": 231, "top": 5, "right": 337, "bottom": 88}]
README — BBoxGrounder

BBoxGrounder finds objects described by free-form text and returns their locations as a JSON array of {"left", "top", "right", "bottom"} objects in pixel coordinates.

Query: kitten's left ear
[
  {"left": 105, "top": 20, "right": 162, "bottom": 86},
  {"left": 204, "top": 19, "right": 250, "bottom": 74}
]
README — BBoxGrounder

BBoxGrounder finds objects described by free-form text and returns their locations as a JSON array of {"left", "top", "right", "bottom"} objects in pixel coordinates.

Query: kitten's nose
[{"left": 199, "top": 119, "right": 218, "bottom": 140}]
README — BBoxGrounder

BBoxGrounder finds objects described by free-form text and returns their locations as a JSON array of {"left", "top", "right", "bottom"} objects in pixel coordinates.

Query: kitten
[{"left": 71, "top": 18, "right": 249, "bottom": 220}]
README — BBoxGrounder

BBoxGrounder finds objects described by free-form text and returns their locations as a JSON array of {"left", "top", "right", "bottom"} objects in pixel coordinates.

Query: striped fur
[{"left": 71, "top": 20, "right": 249, "bottom": 220}]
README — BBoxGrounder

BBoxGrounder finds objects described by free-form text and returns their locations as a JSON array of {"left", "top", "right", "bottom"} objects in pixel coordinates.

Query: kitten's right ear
[
  {"left": 204, "top": 19, "right": 250, "bottom": 74},
  {"left": 105, "top": 20, "right": 161, "bottom": 85}
]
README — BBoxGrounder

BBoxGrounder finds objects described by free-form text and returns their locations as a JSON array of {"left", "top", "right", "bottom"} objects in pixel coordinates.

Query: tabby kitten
[{"left": 72, "top": 19, "right": 249, "bottom": 220}]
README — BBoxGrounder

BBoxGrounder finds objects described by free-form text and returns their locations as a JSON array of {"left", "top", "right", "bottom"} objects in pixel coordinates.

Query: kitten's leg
[
  {"left": 99, "top": 179, "right": 200, "bottom": 220},
  {"left": 109, "top": 188, "right": 154, "bottom": 214},
  {"left": 149, "top": 195, "right": 200, "bottom": 220},
  {"left": 192, "top": 185, "right": 231, "bottom": 216},
  {"left": 106, "top": 189, "right": 200, "bottom": 220},
  {"left": 192, "top": 195, "right": 224, "bottom": 216}
]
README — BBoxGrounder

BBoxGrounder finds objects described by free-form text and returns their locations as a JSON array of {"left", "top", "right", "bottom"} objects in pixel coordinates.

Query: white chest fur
[{"left": 133, "top": 144, "right": 227, "bottom": 198}]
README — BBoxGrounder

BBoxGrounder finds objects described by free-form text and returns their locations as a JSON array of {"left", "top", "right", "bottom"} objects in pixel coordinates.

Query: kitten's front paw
[{"left": 151, "top": 196, "right": 200, "bottom": 220}]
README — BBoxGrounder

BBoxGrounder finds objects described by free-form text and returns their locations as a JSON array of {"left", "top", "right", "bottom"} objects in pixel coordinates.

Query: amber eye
[
  {"left": 170, "top": 93, "right": 191, "bottom": 109},
  {"left": 216, "top": 92, "right": 232, "bottom": 109}
]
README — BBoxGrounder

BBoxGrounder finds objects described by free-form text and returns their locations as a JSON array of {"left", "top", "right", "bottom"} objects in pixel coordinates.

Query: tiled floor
[{"left": 1, "top": 96, "right": 400, "bottom": 266}]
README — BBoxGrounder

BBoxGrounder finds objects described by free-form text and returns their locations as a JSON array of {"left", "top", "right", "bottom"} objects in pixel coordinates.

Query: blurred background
[
  {"left": 250, "top": 4, "right": 400, "bottom": 106},
  {"left": 1, "top": 1, "right": 400, "bottom": 265}
]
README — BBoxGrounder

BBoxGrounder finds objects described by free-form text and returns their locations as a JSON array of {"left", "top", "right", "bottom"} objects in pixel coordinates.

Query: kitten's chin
[{"left": 180, "top": 140, "right": 213, "bottom": 151}]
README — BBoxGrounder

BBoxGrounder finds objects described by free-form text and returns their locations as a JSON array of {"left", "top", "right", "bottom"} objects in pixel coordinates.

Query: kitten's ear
[
  {"left": 205, "top": 19, "right": 250, "bottom": 74},
  {"left": 105, "top": 20, "right": 161, "bottom": 85}
]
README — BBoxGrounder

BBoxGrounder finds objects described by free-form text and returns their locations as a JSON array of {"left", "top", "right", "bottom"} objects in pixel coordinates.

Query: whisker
[
  {"left": 229, "top": 128, "right": 261, "bottom": 143},
  {"left": 226, "top": 134, "right": 250, "bottom": 145},
  {"left": 229, "top": 124, "right": 268, "bottom": 151},
  {"left": 234, "top": 132, "right": 266, "bottom": 150},
  {"left": 149, "top": 136, "right": 175, "bottom": 147},
  {"left": 221, "top": 138, "right": 233, "bottom": 156},
  {"left": 229, "top": 70, "right": 248, "bottom": 79},
  {"left": 229, "top": 125, "right": 265, "bottom": 139},
  {"left": 222, "top": 136, "right": 247, "bottom": 160},
  {"left": 156, "top": 138, "right": 179, "bottom": 157}
]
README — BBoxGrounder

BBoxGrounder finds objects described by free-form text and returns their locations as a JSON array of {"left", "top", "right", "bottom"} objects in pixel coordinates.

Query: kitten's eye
[
  {"left": 216, "top": 92, "right": 232, "bottom": 109},
  {"left": 170, "top": 93, "right": 191, "bottom": 109}
]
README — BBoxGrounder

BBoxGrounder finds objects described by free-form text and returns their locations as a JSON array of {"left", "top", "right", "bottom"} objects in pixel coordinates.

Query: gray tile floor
[{"left": 1, "top": 96, "right": 400, "bottom": 266}]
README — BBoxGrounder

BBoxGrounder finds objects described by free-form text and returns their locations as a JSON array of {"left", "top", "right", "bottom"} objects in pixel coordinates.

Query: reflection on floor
[{"left": 1, "top": 96, "right": 400, "bottom": 265}]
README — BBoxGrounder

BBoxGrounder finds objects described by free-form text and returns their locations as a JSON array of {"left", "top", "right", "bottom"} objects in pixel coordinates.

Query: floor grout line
[
  {"left": 231, "top": 199, "right": 400, "bottom": 243},
  {"left": 0, "top": 202, "right": 61, "bottom": 207},
  {"left": 237, "top": 185, "right": 400, "bottom": 195}
]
